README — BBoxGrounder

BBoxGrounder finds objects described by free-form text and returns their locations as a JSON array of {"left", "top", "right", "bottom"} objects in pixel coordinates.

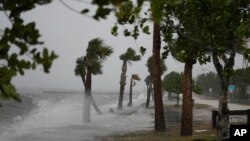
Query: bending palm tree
[
  {"left": 118, "top": 48, "right": 141, "bottom": 110},
  {"left": 128, "top": 74, "right": 140, "bottom": 106},
  {"left": 75, "top": 38, "right": 113, "bottom": 122}
]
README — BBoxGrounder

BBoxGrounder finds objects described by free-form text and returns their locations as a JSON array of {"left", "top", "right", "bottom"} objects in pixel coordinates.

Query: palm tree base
[
  {"left": 127, "top": 102, "right": 132, "bottom": 107},
  {"left": 82, "top": 118, "right": 91, "bottom": 122}
]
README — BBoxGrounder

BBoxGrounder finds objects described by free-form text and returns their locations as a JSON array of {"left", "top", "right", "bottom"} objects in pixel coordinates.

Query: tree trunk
[
  {"left": 83, "top": 92, "right": 91, "bottom": 122},
  {"left": 212, "top": 53, "right": 230, "bottom": 141},
  {"left": 241, "top": 85, "right": 247, "bottom": 98},
  {"left": 151, "top": 83, "right": 154, "bottom": 101},
  {"left": 181, "top": 60, "right": 194, "bottom": 136},
  {"left": 128, "top": 77, "right": 133, "bottom": 106},
  {"left": 89, "top": 94, "right": 102, "bottom": 114},
  {"left": 118, "top": 60, "right": 127, "bottom": 110},
  {"left": 145, "top": 82, "right": 152, "bottom": 108},
  {"left": 217, "top": 84, "right": 229, "bottom": 141},
  {"left": 168, "top": 91, "right": 172, "bottom": 101},
  {"left": 212, "top": 44, "right": 238, "bottom": 140},
  {"left": 176, "top": 93, "right": 180, "bottom": 107},
  {"left": 83, "top": 68, "right": 92, "bottom": 122},
  {"left": 152, "top": 22, "right": 166, "bottom": 131}
]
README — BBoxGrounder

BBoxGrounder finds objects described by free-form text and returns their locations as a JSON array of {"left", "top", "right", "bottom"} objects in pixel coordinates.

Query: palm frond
[
  {"left": 86, "top": 38, "right": 103, "bottom": 60},
  {"left": 74, "top": 57, "right": 86, "bottom": 76},
  {"left": 132, "top": 55, "right": 141, "bottom": 61},
  {"left": 84, "top": 38, "right": 113, "bottom": 75},
  {"left": 146, "top": 56, "right": 167, "bottom": 75},
  {"left": 89, "top": 60, "right": 103, "bottom": 75},
  {"left": 86, "top": 38, "right": 113, "bottom": 61},
  {"left": 144, "top": 75, "right": 151, "bottom": 85},
  {"left": 119, "top": 48, "right": 141, "bottom": 62},
  {"left": 77, "top": 38, "right": 113, "bottom": 76},
  {"left": 98, "top": 46, "right": 113, "bottom": 60},
  {"left": 132, "top": 74, "right": 140, "bottom": 81},
  {"left": 146, "top": 56, "right": 153, "bottom": 73}
]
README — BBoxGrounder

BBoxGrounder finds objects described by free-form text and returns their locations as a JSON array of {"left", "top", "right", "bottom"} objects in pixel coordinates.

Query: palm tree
[
  {"left": 144, "top": 75, "right": 153, "bottom": 108},
  {"left": 118, "top": 48, "right": 141, "bottom": 110},
  {"left": 74, "top": 38, "right": 113, "bottom": 122},
  {"left": 128, "top": 74, "right": 140, "bottom": 106},
  {"left": 145, "top": 56, "right": 167, "bottom": 108}
]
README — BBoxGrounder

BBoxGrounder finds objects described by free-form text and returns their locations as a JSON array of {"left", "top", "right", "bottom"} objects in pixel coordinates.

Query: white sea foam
[{"left": 1, "top": 92, "right": 153, "bottom": 141}]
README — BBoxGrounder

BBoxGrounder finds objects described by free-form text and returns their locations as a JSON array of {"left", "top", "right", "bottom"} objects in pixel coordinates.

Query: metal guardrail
[{"left": 212, "top": 109, "right": 250, "bottom": 128}]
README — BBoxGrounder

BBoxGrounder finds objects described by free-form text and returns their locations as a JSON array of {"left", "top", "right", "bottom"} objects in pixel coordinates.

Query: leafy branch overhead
[
  {"left": 0, "top": 0, "right": 57, "bottom": 103},
  {"left": 78, "top": 1, "right": 181, "bottom": 57}
]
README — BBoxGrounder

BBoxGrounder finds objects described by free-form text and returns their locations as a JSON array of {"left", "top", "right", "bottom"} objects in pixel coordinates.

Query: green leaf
[
  {"left": 123, "top": 29, "right": 131, "bottom": 36},
  {"left": 18, "top": 68, "right": 24, "bottom": 75},
  {"left": 31, "top": 62, "right": 36, "bottom": 69},
  {"left": 43, "top": 48, "right": 49, "bottom": 58},
  {"left": 129, "top": 15, "right": 135, "bottom": 24},
  {"left": 94, "top": 7, "right": 112, "bottom": 20},
  {"left": 111, "top": 25, "right": 118, "bottom": 36},
  {"left": 81, "top": 9, "right": 89, "bottom": 14},
  {"left": 162, "top": 49, "right": 169, "bottom": 59},
  {"left": 50, "top": 51, "right": 58, "bottom": 60},
  {"left": 1, "top": 84, "right": 21, "bottom": 102},
  {"left": 140, "top": 46, "right": 146, "bottom": 56},
  {"left": 140, "top": 18, "right": 147, "bottom": 28},
  {"left": 137, "top": 0, "right": 144, "bottom": 7},
  {"left": 30, "top": 48, "right": 37, "bottom": 54},
  {"left": 143, "top": 25, "right": 150, "bottom": 34},
  {"left": 13, "top": 41, "right": 28, "bottom": 55},
  {"left": 132, "top": 25, "right": 139, "bottom": 39}
]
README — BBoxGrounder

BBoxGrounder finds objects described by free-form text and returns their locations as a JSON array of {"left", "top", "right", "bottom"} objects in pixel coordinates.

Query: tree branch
[
  {"left": 222, "top": 55, "right": 228, "bottom": 64},
  {"left": 226, "top": 39, "right": 238, "bottom": 68},
  {"left": 3, "top": 10, "right": 13, "bottom": 24},
  {"left": 212, "top": 51, "right": 224, "bottom": 84},
  {"left": 59, "top": 0, "right": 92, "bottom": 18},
  {"left": 74, "top": 0, "right": 91, "bottom": 5},
  {"left": 175, "top": 26, "right": 213, "bottom": 52},
  {"left": 165, "top": 19, "right": 213, "bottom": 52}
]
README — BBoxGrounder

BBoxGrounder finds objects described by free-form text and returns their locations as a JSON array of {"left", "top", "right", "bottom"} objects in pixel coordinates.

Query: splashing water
[{"left": 1, "top": 92, "right": 153, "bottom": 141}]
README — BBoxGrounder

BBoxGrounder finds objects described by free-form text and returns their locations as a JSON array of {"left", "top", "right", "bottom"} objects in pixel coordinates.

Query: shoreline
[
  {"left": 0, "top": 93, "right": 152, "bottom": 141},
  {"left": 2, "top": 92, "right": 248, "bottom": 141},
  {"left": 98, "top": 102, "right": 216, "bottom": 141},
  {"left": 0, "top": 95, "right": 38, "bottom": 135},
  {"left": 99, "top": 94, "right": 250, "bottom": 141}
]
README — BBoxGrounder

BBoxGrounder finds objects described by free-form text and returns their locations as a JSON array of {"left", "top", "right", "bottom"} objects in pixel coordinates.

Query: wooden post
[
  {"left": 212, "top": 110, "right": 218, "bottom": 129},
  {"left": 247, "top": 109, "right": 250, "bottom": 125}
]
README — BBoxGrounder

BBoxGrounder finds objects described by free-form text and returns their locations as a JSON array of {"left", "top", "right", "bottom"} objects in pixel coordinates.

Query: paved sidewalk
[{"left": 193, "top": 94, "right": 250, "bottom": 110}]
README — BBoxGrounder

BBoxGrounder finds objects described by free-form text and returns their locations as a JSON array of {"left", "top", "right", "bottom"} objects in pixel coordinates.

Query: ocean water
[{"left": 0, "top": 89, "right": 152, "bottom": 141}]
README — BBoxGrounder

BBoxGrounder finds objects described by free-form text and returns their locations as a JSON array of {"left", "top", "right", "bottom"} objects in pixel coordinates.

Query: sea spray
[
  {"left": 1, "top": 92, "right": 153, "bottom": 140},
  {"left": 82, "top": 94, "right": 91, "bottom": 122}
]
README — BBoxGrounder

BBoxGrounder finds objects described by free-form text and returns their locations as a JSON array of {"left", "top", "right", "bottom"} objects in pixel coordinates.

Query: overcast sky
[{"left": 2, "top": 1, "right": 247, "bottom": 92}]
